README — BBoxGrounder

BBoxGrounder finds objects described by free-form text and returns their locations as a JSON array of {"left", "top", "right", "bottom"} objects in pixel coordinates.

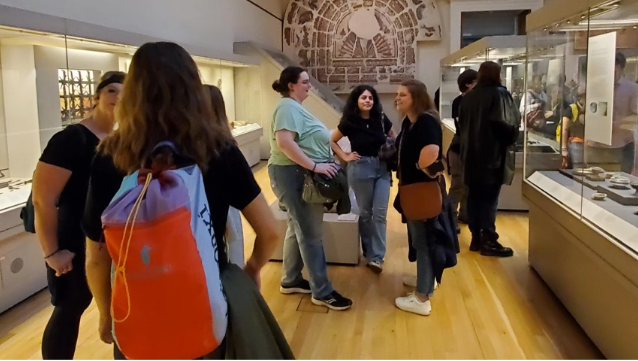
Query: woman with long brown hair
[
  {"left": 82, "top": 42, "right": 279, "bottom": 358},
  {"left": 393, "top": 79, "right": 442, "bottom": 316},
  {"left": 32, "top": 70, "right": 125, "bottom": 359}
]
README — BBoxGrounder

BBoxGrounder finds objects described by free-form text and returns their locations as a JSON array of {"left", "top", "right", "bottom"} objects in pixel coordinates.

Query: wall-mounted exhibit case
[
  {"left": 523, "top": 0, "right": 638, "bottom": 358},
  {"left": 439, "top": 35, "right": 537, "bottom": 211},
  {"left": 0, "top": 4, "right": 263, "bottom": 314}
]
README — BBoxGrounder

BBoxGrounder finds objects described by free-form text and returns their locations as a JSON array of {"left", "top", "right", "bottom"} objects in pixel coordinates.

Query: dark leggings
[
  {"left": 42, "top": 256, "right": 92, "bottom": 360},
  {"left": 41, "top": 302, "right": 91, "bottom": 359}
]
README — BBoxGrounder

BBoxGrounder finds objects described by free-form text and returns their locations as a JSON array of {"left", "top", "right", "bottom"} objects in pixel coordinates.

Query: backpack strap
[{"left": 570, "top": 103, "right": 578, "bottom": 122}]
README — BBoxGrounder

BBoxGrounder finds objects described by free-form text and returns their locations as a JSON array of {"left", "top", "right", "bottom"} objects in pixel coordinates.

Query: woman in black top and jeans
[
  {"left": 32, "top": 70, "right": 125, "bottom": 359},
  {"left": 330, "top": 85, "right": 395, "bottom": 273},
  {"left": 393, "top": 80, "right": 443, "bottom": 316}
]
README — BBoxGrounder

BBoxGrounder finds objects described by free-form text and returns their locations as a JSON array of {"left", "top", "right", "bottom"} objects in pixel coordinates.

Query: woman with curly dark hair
[{"left": 330, "top": 85, "right": 395, "bottom": 273}]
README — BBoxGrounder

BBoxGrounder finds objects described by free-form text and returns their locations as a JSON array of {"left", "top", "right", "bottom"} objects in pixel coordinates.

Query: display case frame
[
  {"left": 523, "top": 1, "right": 638, "bottom": 358},
  {"left": 439, "top": 35, "right": 532, "bottom": 211},
  {"left": 0, "top": 4, "right": 265, "bottom": 314}
]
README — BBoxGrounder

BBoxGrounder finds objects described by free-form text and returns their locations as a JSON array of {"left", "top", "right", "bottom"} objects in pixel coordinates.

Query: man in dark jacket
[{"left": 458, "top": 61, "right": 520, "bottom": 257}]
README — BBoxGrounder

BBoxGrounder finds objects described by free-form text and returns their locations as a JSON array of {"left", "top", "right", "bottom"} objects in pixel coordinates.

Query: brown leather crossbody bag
[{"left": 397, "top": 118, "right": 442, "bottom": 221}]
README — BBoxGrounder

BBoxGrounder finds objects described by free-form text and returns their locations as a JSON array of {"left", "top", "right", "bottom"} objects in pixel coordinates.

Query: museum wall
[
  {"left": 0, "top": 0, "right": 283, "bottom": 53},
  {"left": 0, "top": 56, "right": 7, "bottom": 171}
]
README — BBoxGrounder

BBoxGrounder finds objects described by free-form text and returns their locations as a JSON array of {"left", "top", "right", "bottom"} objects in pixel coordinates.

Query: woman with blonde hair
[
  {"left": 82, "top": 42, "right": 279, "bottom": 358},
  {"left": 393, "top": 79, "right": 443, "bottom": 316}
]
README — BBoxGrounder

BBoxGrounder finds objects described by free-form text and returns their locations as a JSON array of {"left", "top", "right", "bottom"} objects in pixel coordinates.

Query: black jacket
[
  {"left": 458, "top": 84, "right": 520, "bottom": 186},
  {"left": 313, "top": 168, "right": 351, "bottom": 215}
]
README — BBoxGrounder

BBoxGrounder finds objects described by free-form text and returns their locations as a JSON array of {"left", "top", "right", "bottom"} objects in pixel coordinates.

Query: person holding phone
[
  {"left": 268, "top": 66, "right": 352, "bottom": 311},
  {"left": 393, "top": 79, "right": 442, "bottom": 316},
  {"left": 458, "top": 61, "right": 519, "bottom": 257}
]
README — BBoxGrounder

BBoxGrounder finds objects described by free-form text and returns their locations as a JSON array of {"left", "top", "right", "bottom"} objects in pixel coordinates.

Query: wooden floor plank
[{"left": 0, "top": 162, "right": 603, "bottom": 360}]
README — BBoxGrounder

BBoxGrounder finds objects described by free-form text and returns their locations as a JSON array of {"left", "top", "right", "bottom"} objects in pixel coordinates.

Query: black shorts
[{"left": 46, "top": 252, "right": 92, "bottom": 308}]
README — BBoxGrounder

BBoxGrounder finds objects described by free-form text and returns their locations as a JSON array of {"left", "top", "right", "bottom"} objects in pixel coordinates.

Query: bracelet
[
  {"left": 44, "top": 249, "right": 59, "bottom": 259},
  {"left": 312, "top": 163, "right": 317, "bottom": 172}
]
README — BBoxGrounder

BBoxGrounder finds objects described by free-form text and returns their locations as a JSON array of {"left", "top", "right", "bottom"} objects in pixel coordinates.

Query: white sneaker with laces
[
  {"left": 395, "top": 293, "right": 431, "bottom": 316},
  {"left": 402, "top": 276, "right": 439, "bottom": 290},
  {"left": 367, "top": 261, "right": 383, "bottom": 273}
]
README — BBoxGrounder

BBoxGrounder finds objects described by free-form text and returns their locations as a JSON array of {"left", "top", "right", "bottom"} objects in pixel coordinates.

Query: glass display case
[
  {"left": 523, "top": 1, "right": 638, "bottom": 358},
  {"left": 439, "top": 35, "right": 530, "bottom": 210},
  {"left": 0, "top": 9, "right": 264, "bottom": 313},
  {"left": 524, "top": 0, "right": 638, "bottom": 249}
]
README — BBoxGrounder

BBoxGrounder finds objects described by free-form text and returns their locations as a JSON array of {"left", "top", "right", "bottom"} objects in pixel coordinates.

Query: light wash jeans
[
  {"left": 268, "top": 164, "right": 334, "bottom": 299},
  {"left": 406, "top": 220, "right": 434, "bottom": 296},
  {"left": 346, "top": 157, "right": 391, "bottom": 264}
]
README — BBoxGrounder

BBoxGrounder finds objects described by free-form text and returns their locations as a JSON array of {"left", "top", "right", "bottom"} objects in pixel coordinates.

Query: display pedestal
[
  {"left": 523, "top": 181, "right": 638, "bottom": 359},
  {"left": 441, "top": 119, "right": 528, "bottom": 211},
  {"left": 0, "top": 182, "right": 47, "bottom": 314},
  {"left": 268, "top": 202, "right": 360, "bottom": 265},
  {"left": 232, "top": 124, "right": 263, "bottom": 167}
]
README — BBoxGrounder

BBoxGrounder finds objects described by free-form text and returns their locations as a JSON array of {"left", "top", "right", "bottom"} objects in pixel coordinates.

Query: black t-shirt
[
  {"left": 39, "top": 124, "right": 100, "bottom": 254},
  {"left": 449, "top": 95, "right": 464, "bottom": 153},
  {"left": 397, "top": 113, "right": 443, "bottom": 185},
  {"left": 337, "top": 114, "right": 392, "bottom": 157},
  {"left": 82, "top": 144, "right": 261, "bottom": 245}
]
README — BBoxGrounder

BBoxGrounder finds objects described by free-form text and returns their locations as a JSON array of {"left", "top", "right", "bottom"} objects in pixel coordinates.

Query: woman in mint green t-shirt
[{"left": 268, "top": 66, "right": 352, "bottom": 311}]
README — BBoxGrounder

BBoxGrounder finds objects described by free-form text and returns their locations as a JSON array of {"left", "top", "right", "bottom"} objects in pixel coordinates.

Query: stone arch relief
[{"left": 283, "top": 0, "right": 442, "bottom": 93}]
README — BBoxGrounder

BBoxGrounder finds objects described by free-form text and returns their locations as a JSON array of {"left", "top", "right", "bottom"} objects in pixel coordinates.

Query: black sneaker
[
  {"left": 312, "top": 291, "right": 353, "bottom": 311},
  {"left": 280, "top": 279, "right": 312, "bottom": 295}
]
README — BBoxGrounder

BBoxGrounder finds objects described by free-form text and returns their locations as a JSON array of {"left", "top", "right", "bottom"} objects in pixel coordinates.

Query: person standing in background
[
  {"left": 330, "top": 85, "right": 395, "bottom": 273},
  {"left": 448, "top": 69, "right": 477, "bottom": 231},
  {"left": 458, "top": 61, "right": 519, "bottom": 258},
  {"left": 32, "top": 71, "right": 125, "bottom": 359},
  {"left": 586, "top": 52, "right": 638, "bottom": 174}
]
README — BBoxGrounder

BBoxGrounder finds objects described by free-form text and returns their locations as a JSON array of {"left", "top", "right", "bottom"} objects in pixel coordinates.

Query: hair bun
[{"left": 272, "top": 80, "right": 282, "bottom": 92}]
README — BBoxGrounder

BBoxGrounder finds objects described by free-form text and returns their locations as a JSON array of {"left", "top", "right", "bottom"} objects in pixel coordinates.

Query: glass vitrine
[{"left": 524, "top": 0, "right": 638, "bottom": 250}]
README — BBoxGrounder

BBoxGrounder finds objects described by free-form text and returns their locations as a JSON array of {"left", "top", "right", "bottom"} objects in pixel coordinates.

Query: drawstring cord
[{"left": 111, "top": 172, "right": 153, "bottom": 323}]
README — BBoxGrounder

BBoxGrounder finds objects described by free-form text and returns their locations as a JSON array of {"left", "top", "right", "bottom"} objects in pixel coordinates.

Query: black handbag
[{"left": 378, "top": 114, "right": 397, "bottom": 171}]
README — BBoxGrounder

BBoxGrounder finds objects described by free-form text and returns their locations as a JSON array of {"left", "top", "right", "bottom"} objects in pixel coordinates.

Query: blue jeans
[
  {"left": 407, "top": 221, "right": 434, "bottom": 296},
  {"left": 466, "top": 184, "right": 502, "bottom": 239},
  {"left": 347, "top": 157, "right": 391, "bottom": 263},
  {"left": 268, "top": 164, "right": 334, "bottom": 299}
]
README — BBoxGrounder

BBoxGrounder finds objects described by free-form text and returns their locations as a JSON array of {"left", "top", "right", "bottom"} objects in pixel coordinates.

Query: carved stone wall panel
[{"left": 283, "top": 0, "right": 442, "bottom": 93}]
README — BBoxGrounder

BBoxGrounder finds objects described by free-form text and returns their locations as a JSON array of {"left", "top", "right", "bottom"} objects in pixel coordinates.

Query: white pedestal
[
  {"left": 0, "top": 180, "right": 47, "bottom": 314},
  {"left": 268, "top": 202, "right": 360, "bottom": 266},
  {"left": 232, "top": 124, "right": 263, "bottom": 167}
]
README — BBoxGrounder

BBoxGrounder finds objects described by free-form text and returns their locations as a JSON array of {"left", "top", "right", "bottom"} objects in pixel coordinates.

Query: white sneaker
[
  {"left": 395, "top": 293, "right": 432, "bottom": 316},
  {"left": 402, "top": 276, "right": 439, "bottom": 290},
  {"left": 367, "top": 261, "right": 383, "bottom": 273}
]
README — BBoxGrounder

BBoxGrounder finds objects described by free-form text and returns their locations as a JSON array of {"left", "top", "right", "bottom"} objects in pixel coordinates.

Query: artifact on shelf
[
  {"left": 592, "top": 192, "right": 607, "bottom": 201},
  {"left": 586, "top": 174, "right": 606, "bottom": 182},
  {"left": 610, "top": 176, "right": 630, "bottom": 185}
]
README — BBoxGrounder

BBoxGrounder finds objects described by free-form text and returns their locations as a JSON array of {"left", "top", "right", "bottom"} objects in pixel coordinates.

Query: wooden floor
[{"left": 0, "top": 162, "right": 603, "bottom": 360}]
